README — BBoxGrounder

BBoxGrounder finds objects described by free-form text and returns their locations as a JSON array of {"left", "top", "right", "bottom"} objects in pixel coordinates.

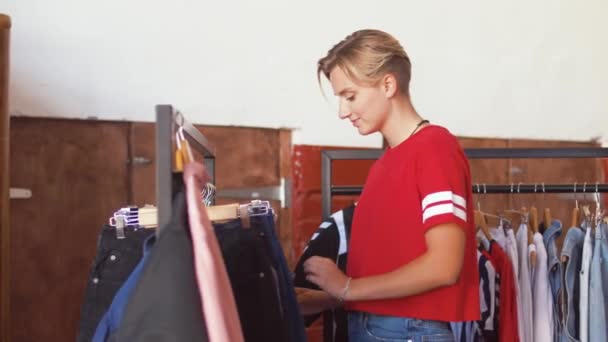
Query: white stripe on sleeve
[
  {"left": 422, "top": 203, "right": 467, "bottom": 223},
  {"left": 421, "top": 191, "right": 466, "bottom": 211}
]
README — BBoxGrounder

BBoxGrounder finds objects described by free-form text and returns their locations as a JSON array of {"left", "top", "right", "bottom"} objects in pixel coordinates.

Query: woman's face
[{"left": 329, "top": 67, "right": 390, "bottom": 136}]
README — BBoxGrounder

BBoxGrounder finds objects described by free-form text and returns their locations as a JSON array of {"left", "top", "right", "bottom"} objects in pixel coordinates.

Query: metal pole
[{"left": 156, "top": 105, "right": 173, "bottom": 235}]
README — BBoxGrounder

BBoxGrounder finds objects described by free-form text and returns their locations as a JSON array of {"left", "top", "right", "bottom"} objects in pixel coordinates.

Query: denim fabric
[
  {"left": 589, "top": 223, "right": 608, "bottom": 342},
  {"left": 349, "top": 312, "right": 454, "bottom": 342},
  {"left": 560, "top": 227, "right": 585, "bottom": 342},
  {"left": 92, "top": 234, "right": 156, "bottom": 342},
  {"left": 77, "top": 226, "right": 155, "bottom": 342},
  {"left": 213, "top": 218, "right": 288, "bottom": 342},
  {"left": 254, "top": 212, "right": 307, "bottom": 342},
  {"left": 543, "top": 219, "right": 564, "bottom": 342}
]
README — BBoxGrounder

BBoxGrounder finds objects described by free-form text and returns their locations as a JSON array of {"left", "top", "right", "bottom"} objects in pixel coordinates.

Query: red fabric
[
  {"left": 184, "top": 163, "right": 244, "bottom": 342},
  {"left": 488, "top": 242, "right": 520, "bottom": 342},
  {"left": 346, "top": 125, "right": 480, "bottom": 321}
]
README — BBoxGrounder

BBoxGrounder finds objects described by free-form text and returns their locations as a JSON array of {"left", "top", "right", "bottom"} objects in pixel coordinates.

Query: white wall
[{"left": 2, "top": 0, "right": 608, "bottom": 147}]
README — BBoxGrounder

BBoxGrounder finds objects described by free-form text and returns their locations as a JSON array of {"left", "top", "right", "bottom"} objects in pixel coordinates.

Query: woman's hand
[
  {"left": 294, "top": 287, "right": 339, "bottom": 315},
  {"left": 303, "top": 256, "right": 350, "bottom": 299}
]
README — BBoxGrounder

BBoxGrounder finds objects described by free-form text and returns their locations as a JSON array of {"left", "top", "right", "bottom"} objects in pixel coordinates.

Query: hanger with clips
[
  {"left": 581, "top": 182, "right": 592, "bottom": 227},
  {"left": 109, "top": 200, "right": 272, "bottom": 230},
  {"left": 541, "top": 183, "right": 552, "bottom": 228},
  {"left": 474, "top": 184, "right": 493, "bottom": 243},
  {"left": 502, "top": 183, "right": 524, "bottom": 234},
  {"left": 530, "top": 183, "right": 539, "bottom": 234},
  {"left": 594, "top": 182, "right": 605, "bottom": 229},
  {"left": 571, "top": 182, "right": 580, "bottom": 229}
]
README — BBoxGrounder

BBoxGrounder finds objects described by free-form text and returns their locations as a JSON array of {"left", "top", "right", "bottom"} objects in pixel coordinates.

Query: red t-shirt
[
  {"left": 345, "top": 125, "right": 480, "bottom": 321},
  {"left": 488, "top": 242, "right": 520, "bottom": 342}
]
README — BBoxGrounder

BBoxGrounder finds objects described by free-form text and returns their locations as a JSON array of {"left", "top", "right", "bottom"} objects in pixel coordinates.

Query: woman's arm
[
  {"left": 304, "top": 223, "right": 466, "bottom": 301},
  {"left": 295, "top": 287, "right": 340, "bottom": 315}
]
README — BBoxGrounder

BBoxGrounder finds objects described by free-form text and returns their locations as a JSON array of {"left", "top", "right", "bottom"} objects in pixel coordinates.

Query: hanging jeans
[
  {"left": 213, "top": 218, "right": 288, "bottom": 342},
  {"left": 77, "top": 225, "right": 154, "bottom": 342},
  {"left": 589, "top": 223, "right": 608, "bottom": 342},
  {"left": 213, "top": 211, "right": 306, "bottom": 342},
  {"left": 560, "top": 227, "right": 585, "bottom": 342},
  {"left": 256, "top": 211, "right": 307, "bottom": 342}
]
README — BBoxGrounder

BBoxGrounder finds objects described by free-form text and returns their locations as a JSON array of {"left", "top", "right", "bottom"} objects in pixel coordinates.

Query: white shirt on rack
[
  {"left": 580, "top": 226, "right": 594, "bottom": 342},
  {"left": 533, "top": 232, "right": 553, "bottom": 342},
  {"left": 506, "top": 228, "right": 523, "bottom": 342},
  {"left": 516, "top": 224, "right": 533, "bottom": 342}
]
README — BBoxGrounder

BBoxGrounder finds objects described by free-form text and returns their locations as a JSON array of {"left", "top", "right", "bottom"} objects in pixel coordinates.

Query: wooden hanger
[
  {"left": 570, "top": 206, "right": 580, "bottom": 229},
  {"left": 530, "top": 206, "right": 539, "bottom": 233},
  {"left": 571, "top": 183, "right": 580, "bottom": 229},
  {"left": 473, "top": 185, "right": 493, "bottom": 242},
  {"left": 474, "top": 210, "right": 493, "bottom": 242},
  {"left": 544, "top": 208, "right": 552, "bottom": 227},
  {"left": 138, "top": 201, "right": 272, "bottom": 229}
]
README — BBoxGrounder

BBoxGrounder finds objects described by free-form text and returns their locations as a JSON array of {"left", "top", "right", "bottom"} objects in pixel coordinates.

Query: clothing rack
[
  {"left": 321, "top": 147, "right": 608, "bottom": 219},
  {"left": 156, "top": 104, "right": 216, "bottom": 233}
]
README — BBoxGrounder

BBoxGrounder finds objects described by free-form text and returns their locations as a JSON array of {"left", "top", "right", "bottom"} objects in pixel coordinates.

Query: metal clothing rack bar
[
  {"left": 330, "top": 184, "right": 608, "bottom": 196},
  {"left": 156, "top": 104, "right": 216, "bottom": 234},
  {"left": 321, "top": 147, "right": 608, "bottom": 219}
]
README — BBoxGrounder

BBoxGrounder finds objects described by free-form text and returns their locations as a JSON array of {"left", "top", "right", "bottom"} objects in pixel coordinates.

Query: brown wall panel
[
  {"left": 9, "top": 117, "right": 130, "bottom": 342},
  {"left": 0, "top": 13, "right": 10, "bottom": 342},
  {"left": 129, "top": 123, "right": 283, "bottom": 203},
  {"left": 129, "top": 122, "right": 156, "bottom": 206}
]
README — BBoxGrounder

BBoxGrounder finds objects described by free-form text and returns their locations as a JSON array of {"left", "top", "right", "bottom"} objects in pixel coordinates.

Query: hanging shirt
[
  {"left": 113, "top": 188, "right": 208, "bottom": 342},
  {"left": 293, "top": 204, "right": 355, "bottom": 342},
  {"left": 504, "top": 228, "right": 524, "bottom": 342},
  {"left": 489, "top": 241, "right": 520, "bottom": 342},
  {"left": 183, "top": 163, "right": 244, "bottom": 342},
  {"left": 579, "top": 226, "right": 594, "bottom": 342},
  {"left": 346, "top": 125, "right": 480, "bottom": 321},
  {"left": 480, "top": 248, "right": 501, "bottom": 339},
  {"left": 533, "top": 232, "right": 553, "bottom": 342},
  {"left": 478, "top": 250, "right": 498, "bottom": 341},
  {"left": 490, "top": 227, "right": 508, "bottom": 251},
  {"left": 91, "top": 235, "right": 155, "bottom": 342},
  {"left": 516, "top": 224, "right": 534, "bottom": 342}
]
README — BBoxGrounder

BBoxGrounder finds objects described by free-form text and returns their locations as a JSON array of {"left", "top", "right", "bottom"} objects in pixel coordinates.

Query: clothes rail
[
  {"left": 321, "top": 147, "right": 608, "bottom": 219},
  {"left": 156, "top": 104, "right": 216, "bottom": 233}
]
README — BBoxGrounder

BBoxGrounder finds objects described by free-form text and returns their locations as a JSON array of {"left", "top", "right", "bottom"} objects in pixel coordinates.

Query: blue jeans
[
  {"left": 257, "top": 211, "right": 307, "bottom": 342},
  {"left": 560, "top": 226, "right": 585, "bottom": 342},
  {"left": 589, "top": 223, "right": 608, "bottom": 342},
  {"left": 543, "top": 219, "right": 564, "bottom": 342},
  {"left": 348, "top": 312, "right": 454, "bottom": 342}
]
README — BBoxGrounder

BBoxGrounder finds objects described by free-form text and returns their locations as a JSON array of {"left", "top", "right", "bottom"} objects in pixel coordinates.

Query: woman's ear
[{"left": 382, "top": 73, "right": 398, "bottom": 98}]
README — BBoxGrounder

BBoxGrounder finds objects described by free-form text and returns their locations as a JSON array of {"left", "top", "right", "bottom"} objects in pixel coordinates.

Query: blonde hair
[{"left": 317, "top": 29, "right": 412, "bottom": 96}]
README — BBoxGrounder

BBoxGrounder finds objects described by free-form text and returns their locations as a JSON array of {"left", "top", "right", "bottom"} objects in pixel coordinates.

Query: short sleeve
[{"left": 415, "top": 136, "right": 470, "bottom": 231}]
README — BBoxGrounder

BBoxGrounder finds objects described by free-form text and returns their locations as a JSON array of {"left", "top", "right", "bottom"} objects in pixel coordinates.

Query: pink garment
[{"left": 184, "top": 162, "right": 244, "bottom": 342}]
